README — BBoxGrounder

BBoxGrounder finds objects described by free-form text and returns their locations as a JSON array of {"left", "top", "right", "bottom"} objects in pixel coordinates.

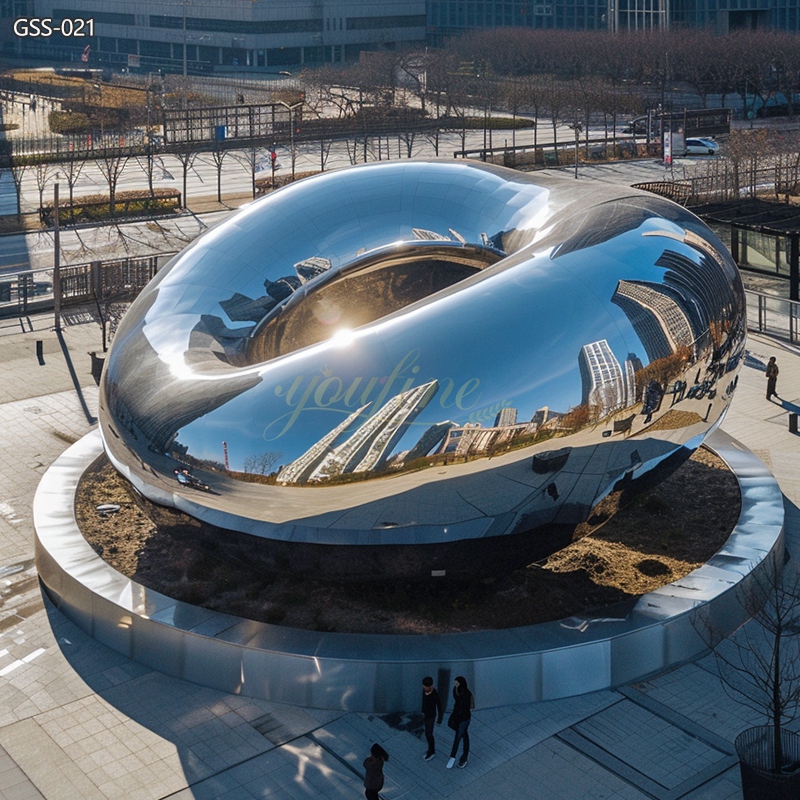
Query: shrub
[
  {"left": 48, "top": 111, "right": 90, "bottom": 133},
  {"left": 40, "top": 188, "right": 181, "bottom": 225}
]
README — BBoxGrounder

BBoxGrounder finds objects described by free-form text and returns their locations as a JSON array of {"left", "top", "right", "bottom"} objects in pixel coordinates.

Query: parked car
[{"left": 684, "top": 137, "right": 719, "bottom": 156}]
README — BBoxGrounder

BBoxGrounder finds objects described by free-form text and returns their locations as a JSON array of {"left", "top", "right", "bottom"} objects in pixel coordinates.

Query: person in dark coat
[
  {"left": 642, "top": 379, "right": 664, "bottom": 423},
  {"left": 766, "top": 356, "right": 779, "bottom": 400},
  {"left": 363, "top": 743, "right": 388, "bottom": 800},
  {"left": 421, "top": 676, "right": 444, "bottom": 761},
  {"left": 446, "top": 676, "right": 474, "bottom": 770}
]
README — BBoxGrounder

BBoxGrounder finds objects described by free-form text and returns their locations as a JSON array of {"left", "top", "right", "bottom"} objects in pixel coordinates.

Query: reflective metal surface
[
  {"left": 34, "top": 429, "right": 784, "bottom": 712},
  {"left": 99, "top": 160, "right": 746, "bottom": 579}
]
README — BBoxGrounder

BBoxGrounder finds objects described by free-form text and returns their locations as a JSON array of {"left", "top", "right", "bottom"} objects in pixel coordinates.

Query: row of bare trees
[
  {"left": 452, "top": 27, "right": 800, "bottom": 111},
  {"left": 664, "top": 128, "right": 800, "bottom": 204},
  {"left": 301, "top": 28, "right": 800, "bottom": 135},
  {"left": 302, "top": 61, "right": 646, "bottom": 160},
  {"left": 11, "top": 141, "right": 275, "bottom": 223},
  {"left": 16, "top": 106, "right": 800, "bottom": 226}
]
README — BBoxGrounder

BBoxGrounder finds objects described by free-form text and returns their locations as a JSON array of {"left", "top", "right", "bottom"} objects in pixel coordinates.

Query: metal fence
[
  {"left": 0, "top": 253, "right": 172, "bottom": 319},
  {"left": 3, "top": 257, "right": 799, "bottom": 351},
  {"left": 637, "top": 161, "right": 800, "bottom": 207},
  {"left": 745, "top": 288, "right": 800, "bottom": 344}
]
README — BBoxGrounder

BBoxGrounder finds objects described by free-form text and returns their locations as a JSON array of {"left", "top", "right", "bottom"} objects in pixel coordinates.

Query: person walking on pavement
[
  {"left": 446, "top": 676, "right": 474, "bottom": 770},
  {"left": 766, "top": 356, "right": 779, "bottom": 400},
  {"left": 421, "top": 676, "right": 444, "bottom": 761},
  {"left": 363, "top": 743, "right": 389, "bottom": 800}
]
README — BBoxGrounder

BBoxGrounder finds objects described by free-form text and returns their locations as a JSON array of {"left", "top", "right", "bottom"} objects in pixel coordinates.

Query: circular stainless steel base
[{"left": 34, "top": 428, "right": 784, "bottom": 713}]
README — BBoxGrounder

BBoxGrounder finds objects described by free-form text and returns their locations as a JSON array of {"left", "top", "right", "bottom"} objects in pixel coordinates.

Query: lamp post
[
  {"left": 53, "top": 183, "right": 61, "bottom": 332},
  {"left": 745, "top": 76, "right": 753, "bottom": 128},
  {"left": 276, "top": 99, "right": 303, "bottom": 181},
  {"left": 567, "top": 119, "right": 582, "bottom": 179},
  {"left": 182, "top": 0, "right": 187, "bottom": 84}
]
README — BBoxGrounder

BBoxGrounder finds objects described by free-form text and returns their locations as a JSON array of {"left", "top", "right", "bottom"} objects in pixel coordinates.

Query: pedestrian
[
  {"left": 421, "top": 676, "right": 444, "bottom": 761},
  {"left": 363, "top": 742, "right": 389, "bottom": 800},
  {"left": 446, "top": 676, "right": 474, "bottom": 770},
  {"left": 766, "top": 356, "right": 779, "bottom": 400}
]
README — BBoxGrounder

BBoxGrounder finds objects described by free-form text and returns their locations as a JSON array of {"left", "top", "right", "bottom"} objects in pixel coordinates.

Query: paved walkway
[{"left": 0, "top": 311, "right": 798, "bottom": 800}]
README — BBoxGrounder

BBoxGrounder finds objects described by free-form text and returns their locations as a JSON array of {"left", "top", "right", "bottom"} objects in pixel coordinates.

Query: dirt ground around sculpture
[{"left": 76, "top": 446, "right": 739, "bottom": 634}]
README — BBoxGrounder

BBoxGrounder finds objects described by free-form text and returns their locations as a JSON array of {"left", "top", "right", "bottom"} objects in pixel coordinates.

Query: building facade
[
  {"left": 7, "top": 0, "right": 800, "bottom": 69},
  {"left": 426, "top": 0, "right": 663, "bottom": 36},
  {"left": 426, "top": 0, "right": 798, "bottom": 35},
  {"left": 579, "top": 339, "right": 626, "bottom": 416},
  {"left": 9, "top": 1, "right": 426, "bottom": 72}
]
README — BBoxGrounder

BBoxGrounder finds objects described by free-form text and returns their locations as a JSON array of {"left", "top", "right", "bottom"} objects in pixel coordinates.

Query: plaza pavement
[{"left": 2, "top": 175, "right": 800, "bottom": 796}]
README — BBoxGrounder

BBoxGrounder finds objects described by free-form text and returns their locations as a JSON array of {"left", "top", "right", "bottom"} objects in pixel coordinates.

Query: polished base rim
[{"left": 34, "top": 428, "right": 784, "bottom": 713}]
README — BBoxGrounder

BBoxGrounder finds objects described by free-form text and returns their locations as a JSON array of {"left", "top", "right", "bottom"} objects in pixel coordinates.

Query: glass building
[
  {"left": 6, "top": 0, "right": 427, "bottom": 72},
  {"left": 426, "top": 0, "right": 662, "bottom": 35},
  {"left": 427, "top": 0, "right": 798, "bottom": 35}
]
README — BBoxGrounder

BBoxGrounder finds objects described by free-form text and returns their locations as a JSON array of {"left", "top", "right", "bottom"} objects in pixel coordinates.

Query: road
[
  {"left": 12, "top": 126, "right": 709, "bottom": 213},
  {"left": 0, "top": 151, "right": 714, "bottom": 279}
]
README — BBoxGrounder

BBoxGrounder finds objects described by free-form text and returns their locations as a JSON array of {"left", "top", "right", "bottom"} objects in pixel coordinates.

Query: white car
[{"left": 684, "top": 137, "right": 719, "bottom": 156}]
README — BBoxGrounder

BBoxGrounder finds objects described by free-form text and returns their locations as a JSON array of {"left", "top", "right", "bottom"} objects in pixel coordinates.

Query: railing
[
  {"left": 632, "top": 181, "right": 697, "bottom": 205},
  {"left": 456, "top": 137, "right": 659, "bottom": 168},
  {"left": 0, "top": 253, "right": 173, "bottom": 319},
  {"left": 637, "top": 162, "right": 800, "bottom": 207},
  {"left": 745, "top": 288, "right": 800, "bottom": 344},
  {"left": 0, "top": 269, "right": 54, "bottom": 317}
]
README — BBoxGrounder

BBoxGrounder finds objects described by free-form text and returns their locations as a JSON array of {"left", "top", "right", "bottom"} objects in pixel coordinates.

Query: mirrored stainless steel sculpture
[{"left": 99, "top": 160, "right": 746, "bottom": 581}]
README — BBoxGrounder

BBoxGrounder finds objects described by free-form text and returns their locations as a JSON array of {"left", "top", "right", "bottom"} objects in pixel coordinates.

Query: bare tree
[
  {"left": 34, "top": 162, "right": 57, "bottom": 220},
  {"left": 232, "top": 146, "right": 264, "bottom": 199},
  {"left": 671, "top": 31, "right": 716, "bottom": 108},
  {"left": 722, "top": 128, "right": 773, "bottom": 197},
  {"left": 427, "top": 52, "right": 474, "bottom": 153},
  {"left": 243, "top": 451, "right": 282, "bottom": 475},
  {"left": 733, "top": 31, "right": 779, "bottom": 121},
  {"left": 395, "top": 50, "right": 429, "bottom": 114},
  {"left": 344, "top": 135, "right": 361, "bottom": 166},
  {"left": 97, "top": 151, "right": 129, "bottom": 218},
  {"left": 90, "top": 262, "right": 135, "bottom": 352},
  {"left": 775, "top": 33, "right": 800, "bottom": 117},
  {"left": 207, "top": 143, "right": 228, "bottom": 203},
  {"left": 60, "top": 156, "right": 85, "bottom": 222},
  {"left": 300, "top": 64, "right": 373, "bottom": 121},
  {"left": 707, "top": 33, "right": 748, "bottom": 110},
  {"left": 696, "top": 554, "right": 800, "bottom": 773},
  {"left": 317, "top": 138, "right": 334, "bottom": 172},
  {"left": 9, "top": 161, "right": 30, "bottom": 223},
  {"left": 544, "top": 80, "right": 572, "bottom": 166},
  {"left": 136, "top": 143, "right": 158, "bottom": 199},
  {"left": 519, "top": 73, "right": 549, "bottom": 153},
  {"left": 174, "top": 145, "right": 198, "bottom": 208}
]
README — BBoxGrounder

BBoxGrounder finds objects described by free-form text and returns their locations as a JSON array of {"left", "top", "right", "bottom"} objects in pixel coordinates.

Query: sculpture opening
[{"left": 247, "top": 243, "right": 501, "bottom": 361}]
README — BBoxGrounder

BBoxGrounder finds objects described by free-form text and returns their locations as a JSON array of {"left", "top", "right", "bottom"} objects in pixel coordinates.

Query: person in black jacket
[
  {"left": 421, "top": 676, "right": 444, "bottom": 761},
  {"left": 363, "top": 743, "right": 388, "bottom": 800},
  {"left": 446, "top": 676, "right": 474, "bottom": 770},
  {"left": 766, "top": 356, "right": 779, "bottom": 400}
]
